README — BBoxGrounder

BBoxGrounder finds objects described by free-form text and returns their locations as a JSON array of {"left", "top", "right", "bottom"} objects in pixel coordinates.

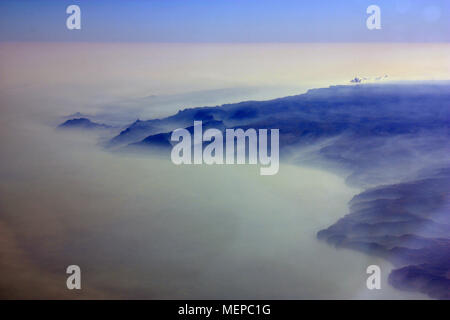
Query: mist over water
[
  {"left": 1, "top": 117, "right": 427, "bottom": 299},
  {"left": 0, "top": 43, "right": 442, "bottom": 299}
]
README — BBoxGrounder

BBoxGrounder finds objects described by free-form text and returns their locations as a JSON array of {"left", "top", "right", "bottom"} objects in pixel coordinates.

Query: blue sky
[{"left": 0, "top": 0, "right": 448, "bottom": 42}]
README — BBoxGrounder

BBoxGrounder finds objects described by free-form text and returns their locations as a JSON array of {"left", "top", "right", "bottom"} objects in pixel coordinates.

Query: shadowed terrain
[{"left": 61, "top": 83, "right": 450, "bottom": 299}]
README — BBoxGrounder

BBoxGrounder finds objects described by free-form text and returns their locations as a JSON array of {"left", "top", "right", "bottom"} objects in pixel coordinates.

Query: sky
[{"left": 0, "top": 0, "right": 449, "bottom": 42}]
